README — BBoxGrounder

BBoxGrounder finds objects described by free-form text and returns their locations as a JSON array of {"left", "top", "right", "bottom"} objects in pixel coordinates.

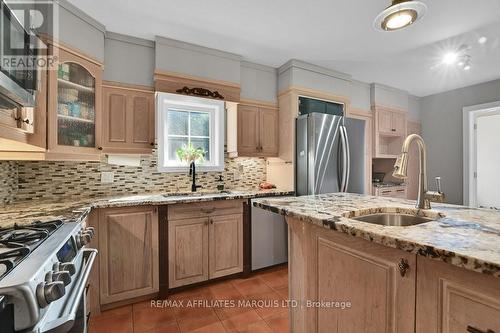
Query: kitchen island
[{"left": 252, "top": 193, "right": 500, "bottom": 333}]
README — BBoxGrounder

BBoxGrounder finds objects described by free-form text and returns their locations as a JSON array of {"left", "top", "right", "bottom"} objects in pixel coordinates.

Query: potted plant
[{"left": 176, "top": 142, "right": 206, "bottom": 164}]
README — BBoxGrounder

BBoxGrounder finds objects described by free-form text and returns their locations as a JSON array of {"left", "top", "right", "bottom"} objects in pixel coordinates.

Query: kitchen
[{"left": 0, "top": 0, "right": 499, "bottom": 332}]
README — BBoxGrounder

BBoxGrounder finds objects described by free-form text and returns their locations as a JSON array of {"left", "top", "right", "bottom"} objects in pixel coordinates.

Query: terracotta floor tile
[
  {"left": 237, "top": 320, "right": 273, "bottom": 333},
  {"left": 264, "top": 311, "right": 289, "bottom": 333},
  {"left": 221, "top": 308, "right": 262, "bottom": 332},
  {"left": 88, "top": 313, "right": 133, "bottom": 333},
  {"left": 91, "top": 304, "right": 132, "bottom": 321},
  {"left": 231, "top": 277, "right": 273, "bottom": 297},
  {"left": 259, "top": 270, "right": 288, "bottom": 290},
  {"left": 176, "top": 304, "right": 216, "bottom": 320},
  {"left": 249, "top": 291, "right": 288, "bottom": 319},
  {"left": 275, "top": 286, "right": 289, "bottom": 300},
  {"left": 133, "top": 305, "right": 177, "bottom": 332},
  {"left": 177, "top": 310, "right": 220, "bottom": 332},
  {"left": 168, "top": 286, "right": 214, "bottom": 301},
  {"left": 189, "top": 321, "right": 227, "bottom": 333},
  {"left": 144, "top": 321, "right": 181, "bottom": 333}
]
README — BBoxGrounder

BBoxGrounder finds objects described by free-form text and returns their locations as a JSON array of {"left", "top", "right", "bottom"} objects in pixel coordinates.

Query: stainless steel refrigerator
[{"left": 296, "top": 112, "right": 365, "bottom": 195}]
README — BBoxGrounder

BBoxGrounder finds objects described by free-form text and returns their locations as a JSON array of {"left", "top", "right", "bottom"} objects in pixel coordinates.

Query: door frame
[{"left": 463, "top": 101, "right": 500, "bottom": 206}]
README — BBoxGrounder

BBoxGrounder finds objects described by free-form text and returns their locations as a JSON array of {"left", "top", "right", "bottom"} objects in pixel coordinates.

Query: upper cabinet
[
  {"left": 373, "top": 105, "right": 407, "bottom": 158},
  {"left": 101, "top": 83, "right": 155, "bottom": 154},
  {"left": 237, "top": 102, "right": 278, "bottom": 157},
  {"left": 47, "top": 44, "right": 103, "bottom": 161}
]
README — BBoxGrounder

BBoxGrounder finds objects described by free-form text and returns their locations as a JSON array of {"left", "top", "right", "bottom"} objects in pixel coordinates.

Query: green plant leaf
[{"left": 176, "top": 142, "right": 206, "bottom": 163}]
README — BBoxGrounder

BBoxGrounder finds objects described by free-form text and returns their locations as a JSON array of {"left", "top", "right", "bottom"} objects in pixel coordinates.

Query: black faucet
[{"left": 189, "top": 161, "right": 202, "bottom": 192}]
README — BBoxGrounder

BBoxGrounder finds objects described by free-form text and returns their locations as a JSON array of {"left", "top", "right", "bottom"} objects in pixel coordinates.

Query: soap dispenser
[{"left": 217, "top": 175, "right": 225, "bottom": 191}]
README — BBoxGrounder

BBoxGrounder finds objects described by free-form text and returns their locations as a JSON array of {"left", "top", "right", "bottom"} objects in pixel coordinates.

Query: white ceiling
[{"left": 68, "top": 0, "right": 500, "bottom": 97}]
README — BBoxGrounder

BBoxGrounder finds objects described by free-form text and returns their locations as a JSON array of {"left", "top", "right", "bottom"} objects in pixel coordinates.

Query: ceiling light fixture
[
  {"left": 374, "top": 0, "right": 427, "bottom": 31},
  {"left": 440, "top": 46, "right": 472, "bottom": 71}
]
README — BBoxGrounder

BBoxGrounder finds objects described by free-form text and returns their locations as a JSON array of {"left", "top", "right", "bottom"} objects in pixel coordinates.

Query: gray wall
[
  {"left": 104, "top": 32, "right": 155, "bottom": 86},
  {"left": 421, "top": 78, "right": 500, "bottom": 205},
  {"left": 58, "top": 1, "right": 105, "bottom": 61},
  {"left": 155, "top": 36, "right": 241, "bottom": 84},
  {"left": 350, "top": 80, "right": 371, "bottom": 110},
  {"left": 240, "top": 61, "right": 278, "bottom": 103},
  {"left": 370, "top": 83, "right": 409, "bottom": 110}
]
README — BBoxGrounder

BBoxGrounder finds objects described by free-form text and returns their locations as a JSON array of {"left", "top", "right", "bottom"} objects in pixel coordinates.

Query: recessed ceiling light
[
  {"left": 374, "top": 0, "right": 427, "bottom": 31},
  {"left": 478, "top": 36, "right": 488, "bottom": 44},
  {"left": 442, "top": 52, "right": 458, "bottom": 65}
]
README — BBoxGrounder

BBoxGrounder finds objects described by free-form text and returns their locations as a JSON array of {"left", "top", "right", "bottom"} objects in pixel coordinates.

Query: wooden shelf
[
  {"left": 58, "top": 78, "right": 95, "bottom": 92},
  {"left": 58, "top": 114, "right": 94, "bottom": 124}
]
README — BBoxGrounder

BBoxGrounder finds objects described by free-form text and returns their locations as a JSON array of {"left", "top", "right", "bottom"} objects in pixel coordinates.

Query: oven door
[{"left": 38, "top": 248, "right": 97, "bottom": 333}]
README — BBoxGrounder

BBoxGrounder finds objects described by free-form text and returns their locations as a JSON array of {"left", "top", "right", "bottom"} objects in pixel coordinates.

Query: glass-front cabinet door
[{"left": 47, "top": 45, "right": 102, "bottom": 159}]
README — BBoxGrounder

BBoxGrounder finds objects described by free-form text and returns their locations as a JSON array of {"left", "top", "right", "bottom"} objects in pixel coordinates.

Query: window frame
[{"left": 156, "top": 92, "right": 225, "bottom": 172}]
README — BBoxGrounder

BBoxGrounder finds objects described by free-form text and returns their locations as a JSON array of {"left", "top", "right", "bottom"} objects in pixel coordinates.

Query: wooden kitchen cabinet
[
  {"left": 237, "top": 103, "right": 278, "bottom": 157},
  {"left": 168, "top": 200, "right": 244, "bottom": 288},
  {"left": 416, "top": 256, "right": 500, "bottom": 333},
  {"left": 209, "top": 214, "right": 243, "bottom": 279},
  {"left": 46, "top": 43, "right": 103, "bottom": 161},
  {"left": 168, "top": 217, "right": 209, "bottom": 288},
  {"left": 98, "top": 206, "right": 159, "bottom": 305},
  {"left": 288, "top": 217, "right": 416, "bottom": 333},
  {"left": 373, "top": 105, "right": 407, "bottom": 158},
  {"left": 101, "top": 83, "right": 155, "bottom": 154}
]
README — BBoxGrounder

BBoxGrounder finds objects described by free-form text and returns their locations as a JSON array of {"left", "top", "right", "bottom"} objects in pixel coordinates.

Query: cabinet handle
[
  {"left": 391, "top": 128, "right": 396, "bottom": 132},
  {"left": 467, "top": 326, "right": 496, "bottom": 333},
  {"left": 97, "top": 147, "right": 103, "bottom": 150},
  {"left": 398, "top": 258, "right": 410, "bottom": 277},
  {"left": 150, "top": 142, "right": 155, "bottom": 146},
  {"left": 209, "top": 218, "right": 213, "bottom": 225}
]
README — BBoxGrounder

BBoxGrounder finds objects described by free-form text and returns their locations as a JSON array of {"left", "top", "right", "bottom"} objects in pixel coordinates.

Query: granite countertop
[
  {"left": 252, "top": 193, "right": 500, "bottom": 277},
  {"left": 0, "top": 189, "right": 293, "bottom": 228}
]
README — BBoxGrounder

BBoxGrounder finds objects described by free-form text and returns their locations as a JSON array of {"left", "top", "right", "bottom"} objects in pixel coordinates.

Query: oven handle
[{"left": 41, "top": 248, "right": 97, "bottom": 333}]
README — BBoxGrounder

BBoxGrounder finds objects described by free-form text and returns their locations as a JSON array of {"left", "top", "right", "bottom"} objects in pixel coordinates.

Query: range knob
[
  {"left": 53, "top": 262, "right": 76, "bottom": 276},
  {"left": 84, "top": 227, "right": 95, "bottom": 237},
  {"left": 76, "top": 233, "right": 92, "bottom": 248},
  {"left": 36, "top": 281, "right": 65, "bottom": 308},
  {"left": 45, "top": 270, "right": 72, "bottom": 286}
]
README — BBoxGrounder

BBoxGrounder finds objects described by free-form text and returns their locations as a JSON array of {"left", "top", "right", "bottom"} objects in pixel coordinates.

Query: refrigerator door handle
[
  {"left": 343, "top": 125, "right": 351, "bottom": 192},
  {"left": 339, "top": 126, "right": 348, "bottom": 192}
]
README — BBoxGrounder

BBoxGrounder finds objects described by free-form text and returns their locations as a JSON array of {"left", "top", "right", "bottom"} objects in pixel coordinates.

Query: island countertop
[
  {"left": 252, "top": 193, "right": 500, "bottom": 278},
  {"left": 0, "top": 189, "right": 293, "bottom": 229}
]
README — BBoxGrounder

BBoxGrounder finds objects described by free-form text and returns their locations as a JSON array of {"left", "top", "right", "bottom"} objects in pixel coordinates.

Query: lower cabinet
[
  {"left": 288, "top": 217, "right": 416, "bottom": 333},
  {"left": 168, "top": 201, "right": 243, "bottom": 288},
  {"left": 98, "top": 206, "right": 159, "bottom": 304},
  {"left": 416, "top": 256, "right": 500, "bottom": 333}
]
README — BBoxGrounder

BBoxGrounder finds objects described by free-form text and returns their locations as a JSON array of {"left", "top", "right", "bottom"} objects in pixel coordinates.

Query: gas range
[{"left": 0, "top": 219, "right": 97, "bottom": 333}]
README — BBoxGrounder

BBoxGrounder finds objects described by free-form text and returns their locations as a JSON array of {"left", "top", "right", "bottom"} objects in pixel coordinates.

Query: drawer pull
[
  {"left": 467, "top": 326, "right": 495, "bottom": 333},
  {"left": 201, "top": 208, "right": 216, "bottom": 214},
  {"left": 398, "top": 258, "right": 410, "bottom": 277}
]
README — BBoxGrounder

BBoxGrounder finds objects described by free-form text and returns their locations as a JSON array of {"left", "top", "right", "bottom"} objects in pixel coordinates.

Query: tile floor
[{"left": 89, "top": 265, "right": 289, "bottom": 333}]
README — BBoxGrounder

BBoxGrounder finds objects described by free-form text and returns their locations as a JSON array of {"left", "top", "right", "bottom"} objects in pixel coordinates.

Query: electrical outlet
[
  {"left": 233, "top": 171, "right": 241, "bottom": 181},
  {"left": 101, "top": 171, "right": 114, "bottom": 183},
  {"left": 238, "top": 164, "right": 244, "bottom": 172}
]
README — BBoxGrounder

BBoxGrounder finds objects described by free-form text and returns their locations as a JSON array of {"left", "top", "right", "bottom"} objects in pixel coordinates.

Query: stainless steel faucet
[{"left": 392, "top": 134, "right": 445, "bottom": 209}]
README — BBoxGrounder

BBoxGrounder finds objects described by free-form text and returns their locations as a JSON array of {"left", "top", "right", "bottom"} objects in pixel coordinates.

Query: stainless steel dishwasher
[{"left": 251, "top": 198, "right": 288, "bottom": 270}]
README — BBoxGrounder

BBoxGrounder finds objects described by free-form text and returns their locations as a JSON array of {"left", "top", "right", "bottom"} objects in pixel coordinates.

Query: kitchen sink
[
  {"left": 162, "top": 190, "right": 235, "bottom": 198},
  {"left": 350, "top": 213, "right": 434, "bottom": 226}
]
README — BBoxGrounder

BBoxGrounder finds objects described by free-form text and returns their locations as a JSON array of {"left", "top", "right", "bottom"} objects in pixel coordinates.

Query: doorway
[{"left": 463, "top": 102, "right": 500, "bottom": 208}]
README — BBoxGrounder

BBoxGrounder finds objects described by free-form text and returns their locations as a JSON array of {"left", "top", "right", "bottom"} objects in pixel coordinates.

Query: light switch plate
[{"left": 101, "top": 171, "right": 114, "bottom": 183}]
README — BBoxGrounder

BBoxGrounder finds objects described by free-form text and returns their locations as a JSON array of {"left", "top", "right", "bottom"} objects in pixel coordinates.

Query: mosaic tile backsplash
[{"left": 0, "top": 151, "right": 266, "bottom": 203}]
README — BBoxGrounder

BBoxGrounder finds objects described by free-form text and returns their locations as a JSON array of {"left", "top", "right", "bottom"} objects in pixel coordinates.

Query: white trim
[
  {"left": 462, "top": 101, "right": 500, "bottom": 206},
  {"left": 156, "top": 93, "right": 225, "bottom": 173}
]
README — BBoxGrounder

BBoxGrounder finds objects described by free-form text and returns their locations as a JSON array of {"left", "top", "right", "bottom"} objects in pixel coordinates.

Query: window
[{"left": 156, "top": 93, "right": 224, "bottom": 172}]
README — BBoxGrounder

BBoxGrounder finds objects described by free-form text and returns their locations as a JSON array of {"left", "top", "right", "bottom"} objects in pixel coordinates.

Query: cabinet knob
[
  {"left": 209, "top": 218, "right": 213, "bottom": 225},
  {"left": 98, "top": 147, "right": 103, "bottom": 150},
  {"left": 150, "top": 142, "right": 155, "bottom": 146},
  {"left": 398, "top": 258, "right": 410, "bottom": 277},
  {"left": 391, "top": 128, "right": 396, "bottom": 132}
]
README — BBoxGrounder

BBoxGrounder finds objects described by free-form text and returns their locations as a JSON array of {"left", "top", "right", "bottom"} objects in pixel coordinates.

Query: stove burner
[{"left": 0, "top": 220, "right": 64, "bottom": 281}]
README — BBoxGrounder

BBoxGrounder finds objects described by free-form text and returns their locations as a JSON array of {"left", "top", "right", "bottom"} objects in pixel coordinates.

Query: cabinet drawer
[{"left": 168, "top": 199, "right": 244, "bottom": 220}]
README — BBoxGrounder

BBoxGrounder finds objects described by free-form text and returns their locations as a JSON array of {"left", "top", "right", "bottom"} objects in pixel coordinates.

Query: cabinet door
[
  {"left": 237, "top": 104, "right": 260, "bottom": 155},
  {"left": 392, "top": 112, "right": 406, "bottom": 135},
  {"left": 102, "top": 85, "right": 154, "bottom": 153},
  {"left": 209, "top": 214, "right": 243, "bottom": 279},
  {"left": 416, "top": 256, "right": 500, "bottom": 333},
  {"left": 168, "top": 217, "right": 209, "bottom": 288},
  {"left": 47, "top": 45, "right": 102, "bottom": 159},
  {"left": 377, "top": 109, "right": 393, "bottom": 133},
  {"left": 99, "top": 206, "right": 159, "bottom": 304},
  {"left": 102, "top": 87, "right": 127, "bottom": 148},
  {"left": 259, "top": 107, "right": 279, "bottom": 156},
  {"left": 288, "top": 219, "right": 416, "bottom": 333}
]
